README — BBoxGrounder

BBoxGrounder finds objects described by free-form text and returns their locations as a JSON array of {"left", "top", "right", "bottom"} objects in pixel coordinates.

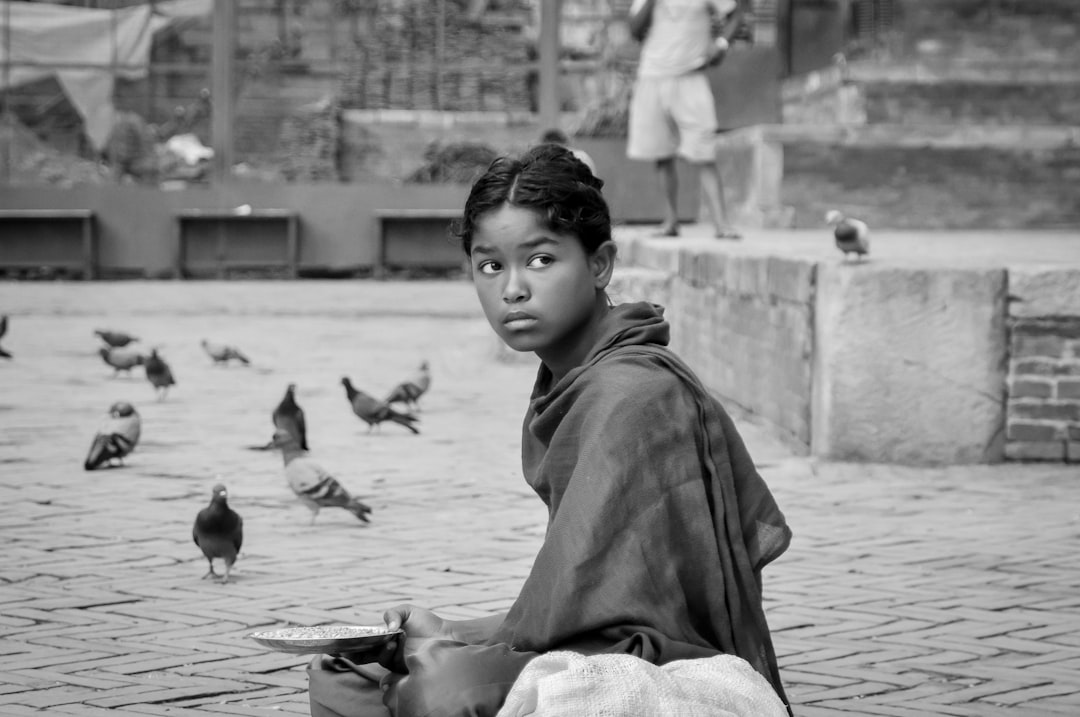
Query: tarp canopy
[{"left": 0, "top": 0, "right": 212, "bottom": 150}]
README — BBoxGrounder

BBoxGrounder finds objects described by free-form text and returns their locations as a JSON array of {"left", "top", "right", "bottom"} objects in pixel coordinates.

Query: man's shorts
[{"left": 627, "top": 71, "right": 718, "bottom": 163}]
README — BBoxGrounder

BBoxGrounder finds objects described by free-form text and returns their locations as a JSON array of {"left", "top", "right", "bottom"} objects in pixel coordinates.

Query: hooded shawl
[{"left": 388, "top": 302, "right": 791, "bottom": 717}]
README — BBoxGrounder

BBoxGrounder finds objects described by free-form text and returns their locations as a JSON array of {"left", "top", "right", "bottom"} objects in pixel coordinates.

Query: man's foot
[
  {"left": 715, "top": 227, "right": 742, "bottom": 240},
  {"left": 652, "top": 224, "right": 680, "bottom": 238}
]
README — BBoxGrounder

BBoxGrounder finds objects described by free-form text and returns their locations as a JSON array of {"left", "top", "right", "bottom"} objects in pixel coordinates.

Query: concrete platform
[{"left": 614, "top": 226, "right": 1080, "bottom": 464}]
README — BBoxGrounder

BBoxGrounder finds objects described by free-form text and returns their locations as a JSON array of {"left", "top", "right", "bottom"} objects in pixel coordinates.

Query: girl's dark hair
[{"left": 454, "top": 143, "right": 611, "bottom": 255}]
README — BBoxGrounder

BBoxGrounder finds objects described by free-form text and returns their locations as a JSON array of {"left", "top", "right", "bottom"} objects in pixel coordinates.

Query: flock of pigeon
[{"left": 81, "top": 326, "right": 431, "bottom": 584}]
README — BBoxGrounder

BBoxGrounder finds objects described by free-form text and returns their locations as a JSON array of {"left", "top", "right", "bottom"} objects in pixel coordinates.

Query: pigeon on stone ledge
[{"left": 825, "top": 210, "right": 870, "bottom": 262}]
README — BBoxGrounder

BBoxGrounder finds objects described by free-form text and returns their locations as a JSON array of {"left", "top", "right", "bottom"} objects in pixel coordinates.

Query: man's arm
[
  {"left": 628, "top": 0, "right": 657, "bottom": 42},
  {"left": 717, "top": 0, "right": 746, "bottom": 42}
]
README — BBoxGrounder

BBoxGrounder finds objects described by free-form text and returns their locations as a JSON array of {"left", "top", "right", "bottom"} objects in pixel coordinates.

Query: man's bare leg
[
  {"left": 655, "top": 157, "right": 679, "bottom": 236},
  {"left": 699, "top": 161, "right": 741, "bottom": 238}
]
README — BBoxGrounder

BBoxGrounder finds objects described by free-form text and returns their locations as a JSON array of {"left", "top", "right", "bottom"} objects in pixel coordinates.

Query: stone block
[
  {"left": 1006, "top": 422, "right": 1061, "bottom": 442},
  {"left": 1011, "top": 332, "right": 1065, "bottom": 359},
  {"left": 1058, "top": 380, "right": 1080, "bottom": 401},
  {"left": 1012, "top": 359, "right": 1056, "bottom": 376},
  {"left": 1007, "top": 269, "right": 1080, "bottom": 318},
  {"left": 1008, "top": 379, "right": 1053, "bottom": 400},
  {"left": 1010, "top": 401, "right": 1080, "bottom": 422},
  {"left": 1006, "top": 441, "right": 1067, "bottom": 462},
  {"left": 812, "top": 264, "right": 1007, "bottom": 464},
  {"left": 765, "top": 256, "right": 816, "bottom": 305}
]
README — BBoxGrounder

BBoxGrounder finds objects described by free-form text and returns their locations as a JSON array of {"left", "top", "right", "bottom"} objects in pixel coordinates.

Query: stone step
[
  {"left": 717, "top": 123, "right": 1080, "bottom": 230},
  {"left": 783, "top": 61, "right": 1080, "bottom": 126}
]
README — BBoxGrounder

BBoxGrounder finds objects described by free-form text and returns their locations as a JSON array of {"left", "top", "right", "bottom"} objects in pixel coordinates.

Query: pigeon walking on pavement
[
  {"left": 95, "top": 329, "right": 139, "bottom": 348},
  {"left": 99, "top": 346, "right": 145, "bottom": 377},
  {"left": 272, "top": 383, "right": 308, "bottom": 450},
  {"left": 144, "top": 349, "right": 176, "bottom": 400},
  {"left": 826, "top": 209, "right": 870, "bottom": 262},
  {"left": 201, "top": 339, "right": 251, "bottom": 366},
  {"left": 341, "top": 377, "right": 419, "bottom": 434},
  {"left": 0, "top": 314, "right": 10, "bottom": 359},
  {"left": 83, "top": 402, "right": 141, "bottom": 470},
  {"left": 271, "top": 429, "right": 372, "bottom": 525},
  {"left": 384, "top": 360, "right": 431, "bottom": 412},
  {"left": 192, "top": 483, "right": 244, "bottom": 583}
]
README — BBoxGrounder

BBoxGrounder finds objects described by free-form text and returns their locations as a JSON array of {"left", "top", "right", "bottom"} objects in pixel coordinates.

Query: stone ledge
[{"left": 1008, "top": 270, "right": 1080, "bottom": 318}]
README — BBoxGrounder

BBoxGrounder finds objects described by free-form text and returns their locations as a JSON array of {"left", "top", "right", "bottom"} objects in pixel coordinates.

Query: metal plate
[{"left": 248, "top": 625, "right": 403, "bottom": 655}]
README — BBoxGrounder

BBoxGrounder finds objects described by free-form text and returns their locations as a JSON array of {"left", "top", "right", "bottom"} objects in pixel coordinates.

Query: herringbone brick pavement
[{"left": 0, "top": 280, "right": 1077, "bottom": 716}]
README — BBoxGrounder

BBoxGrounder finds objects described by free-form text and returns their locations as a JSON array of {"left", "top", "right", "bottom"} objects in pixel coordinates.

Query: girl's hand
[
  {"left": 383, "top": 604, "right": 450, "bottom": 640},
  {"left": 361, "top": 605, "right": 450, "bottom": 673}
]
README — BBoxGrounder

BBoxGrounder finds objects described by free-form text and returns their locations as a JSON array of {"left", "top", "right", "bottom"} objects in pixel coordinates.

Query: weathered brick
[
  {"left": 1006, "top": 422, "right": 1061, "bottom": 442},
  {"left": 1010, "top": 401, "right": 1080, "bottom": 422},
  {"left": 1012, "top": 358, "right": 1056, "bottom": 376},
  {"left": 1057, "top": 380, "right": 1080, "bottom": 400},
  {"left": 1069, "top": 425, "right": 1080, "bottom": 441},
  {"left": 1069, "top": 442, "right": 1080, "bottom": 463},
  {"left": 1011, "top": 319, "right": 1080, "bottom": 340},
  {"left": 1009, "top": 379, "right": 1053, "bottom": 399},
  {"left": 1005, "top": 440, "right": 1066, "bottom": 462},
  {"left": 1011, "top": 333, "right": 1066, "bottom": 359}
]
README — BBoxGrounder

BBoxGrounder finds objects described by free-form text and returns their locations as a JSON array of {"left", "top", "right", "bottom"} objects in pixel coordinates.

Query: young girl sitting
[{"left": 308, "top": 144, "right": 792, "bottom": 717}]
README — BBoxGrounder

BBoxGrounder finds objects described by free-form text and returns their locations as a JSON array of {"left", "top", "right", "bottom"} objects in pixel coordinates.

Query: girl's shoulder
[{"left": 581, "top": 345, "right": 699, "bottom": 405}]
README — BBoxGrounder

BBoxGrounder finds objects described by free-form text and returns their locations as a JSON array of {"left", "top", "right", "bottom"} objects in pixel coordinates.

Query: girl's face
[{"left": 470, "top": 204, "right": 612, "bottom": 376}]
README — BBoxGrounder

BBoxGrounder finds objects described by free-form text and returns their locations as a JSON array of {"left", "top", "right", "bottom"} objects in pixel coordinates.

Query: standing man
[{"left": 627, "top": 0, "right": 743, "bottom": 238}]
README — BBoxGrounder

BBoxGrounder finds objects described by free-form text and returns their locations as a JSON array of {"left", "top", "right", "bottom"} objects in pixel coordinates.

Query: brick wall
[{"left": 1006, "top": 319, "right": 1080, "bottom": 463}]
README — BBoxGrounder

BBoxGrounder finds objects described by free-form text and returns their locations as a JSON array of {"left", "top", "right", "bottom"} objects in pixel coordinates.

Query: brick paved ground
[{"left": 0, "top": 279, "right": 1077, "bottom": 716}]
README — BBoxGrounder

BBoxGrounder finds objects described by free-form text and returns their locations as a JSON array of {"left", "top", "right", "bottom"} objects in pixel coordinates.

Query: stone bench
[
  {"left": 174, "top": 208, "right": 299, "bottom": 279},
  {"left": 0, "top": 209, "right": 97, "bottom": 279},
  {"left": 373, "top": 208, "right": 464, "bottom": 276}
]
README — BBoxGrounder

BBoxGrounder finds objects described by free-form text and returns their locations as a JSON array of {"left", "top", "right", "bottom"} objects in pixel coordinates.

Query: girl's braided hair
[{"left": 454, "top": 143, "right": 611, "bottom": 255}]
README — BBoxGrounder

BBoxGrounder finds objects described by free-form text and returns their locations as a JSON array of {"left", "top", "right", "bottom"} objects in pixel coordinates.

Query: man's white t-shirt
[{"left": 632, "top": 0, "right": 737, "bottom": 78}]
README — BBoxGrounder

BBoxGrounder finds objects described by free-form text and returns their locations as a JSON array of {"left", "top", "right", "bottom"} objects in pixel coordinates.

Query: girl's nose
[{"left": 502, "top": 269, "right": 529, "bottom": 303}]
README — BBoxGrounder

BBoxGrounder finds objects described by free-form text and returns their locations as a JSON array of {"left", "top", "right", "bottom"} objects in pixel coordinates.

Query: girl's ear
[{"left": 590, "top": 241, "right": 617, "bottom": 290}]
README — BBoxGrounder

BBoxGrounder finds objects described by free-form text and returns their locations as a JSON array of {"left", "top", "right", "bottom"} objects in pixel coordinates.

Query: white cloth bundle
[{"left": 496, "top": 651, "right": 788, "bottom": 717}]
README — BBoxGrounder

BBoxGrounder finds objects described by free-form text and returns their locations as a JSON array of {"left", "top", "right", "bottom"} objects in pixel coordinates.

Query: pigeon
[
  {"left": 384, "top": 360, "right": 431, "bottom": 412},
  {"left": 271, "top": 429, "right": 372, "bottom": 525},
  {"left": 272, "top": 383, "right": 308, "bottom": 450},
  {"left": 95, "top": 329, "right": 139, "bottom": 348},
  {"left": 192, "top": 483, "right": 244, "bottom": 583},
  {"left": 0, "top": 314, "right": 10, "bottom": 359},
  {"left": 83, "top": 402, "right": 141, "bottom": 470},
  {"left": 144, "top": 349, "right": 176, "bottom": 399},
  {"left": 825, "top": 209, "right": 870, "bottom": 262},
  {"left": 341, "top": 377, "right": 419, "bottom": 434},
  {"left": 99, "top": 346, "right": 145, "bottom": 376},
  {"left": 201, "top": 339, "right": 250, "bottom": 366}
]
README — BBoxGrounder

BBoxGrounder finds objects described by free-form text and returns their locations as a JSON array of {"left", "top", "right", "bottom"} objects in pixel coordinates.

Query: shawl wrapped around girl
[{"left": 308, "top": 302, "right": 792, "bottom": 717}]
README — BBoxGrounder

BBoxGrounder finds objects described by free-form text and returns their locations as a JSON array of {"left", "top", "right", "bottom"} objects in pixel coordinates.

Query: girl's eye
[
  {"left": 476, "top": 260, "right": 501, "bottom": 275},
  {"left": 527, "top": 255, "right": 553, "bottom": 269}
]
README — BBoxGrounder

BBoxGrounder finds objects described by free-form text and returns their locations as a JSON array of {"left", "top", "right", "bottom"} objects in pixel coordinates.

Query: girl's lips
[{"left": 503, "top": 312, "right": 538, "bottom": 329}]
